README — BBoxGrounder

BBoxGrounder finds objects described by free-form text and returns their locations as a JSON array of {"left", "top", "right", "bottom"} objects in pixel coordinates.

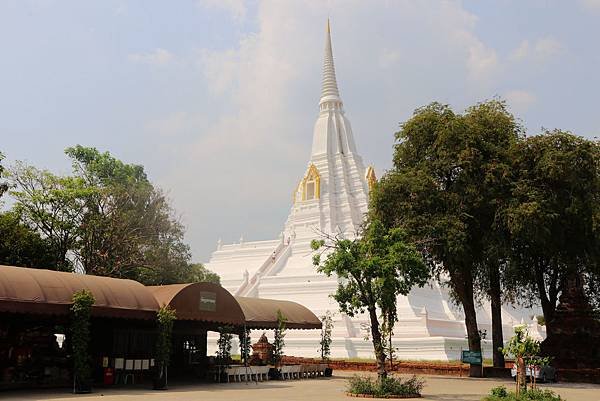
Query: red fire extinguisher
[{"left": 103, "top": 367, "right": 114, "bottom": 385}]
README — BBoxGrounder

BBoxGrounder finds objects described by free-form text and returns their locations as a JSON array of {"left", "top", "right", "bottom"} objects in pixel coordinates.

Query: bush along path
[
  {"left": 483, "top": 385, "right": 564, "bottom": 401},
  {"left": 346, "top": 375, "right": 424, "bottom": 399}
]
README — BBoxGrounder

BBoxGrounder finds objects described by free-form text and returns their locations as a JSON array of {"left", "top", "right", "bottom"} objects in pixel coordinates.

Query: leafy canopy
[
  {"left": 312, "top": 219, "right": 429, "bottom": 323},
  {"left": 312, "top": 219, "right": 428, "bottom": 379},
  {"left": 504, "top": 130, "right": 600, "bottom": 313},
  {"left": 0, "top": 211, "right": 59, "bottom": 268},
  {"left": 8, "top": 145, "right": 220, "bottom": 285}
]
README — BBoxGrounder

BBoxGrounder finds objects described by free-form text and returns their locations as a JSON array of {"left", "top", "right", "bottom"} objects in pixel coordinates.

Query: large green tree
[
  {"left": 372, "top": 101, "right": 521, "bottom": 375},
  {"left": 10, "top": 162, "right": 88, "bottom": 271},
  {"left": 312, "top": 219, "right": 429, "bottom": 379},
  {"left": 9, "top": 145, "right": 219, "bottom": 284},
  {"left": 504, "top": 130, "right": 600, "bottom": 333},
  {"left": 0, "top": 211, "right": 58, "bottom": 268},
  {"left": 65, "top": 145, "right": 182, "bottom": 280}
]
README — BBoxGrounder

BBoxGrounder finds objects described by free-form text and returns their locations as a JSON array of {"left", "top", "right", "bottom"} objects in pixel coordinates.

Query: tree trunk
[
  {"left": 534, "top": 262, "right": 558, "bottom": 336},
  {"left": 516, "top": 356, "right": 526, "bottom": 394},
  {"left": 489, "top": 264, "right": 505, "bottom": 368},
  {"left": 368, "top": 306, "right": 387, "bottom": 380},
  {"left": 458, "top": 271, "right": 482, "bottom": 377}
]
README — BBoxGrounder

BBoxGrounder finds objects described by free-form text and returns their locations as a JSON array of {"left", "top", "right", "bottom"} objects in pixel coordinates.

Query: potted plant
[
  {"left": 71, "top": 290, "right": 95, "bottom": 394},
  {"left": 271, "top": 310, "right": 287, "bottom": 379},
  {"left": 154, "top": 305, "right": 176, "bottom": 390},
  {"left": 319, "top": 311, "right": 334, "bottom": 377},
  {"left": 239, "top": 327, "right": 252, "bottom": 366}
]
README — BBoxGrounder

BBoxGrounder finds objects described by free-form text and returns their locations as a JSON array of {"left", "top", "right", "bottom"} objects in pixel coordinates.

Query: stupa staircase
[{"left": 234, "top": 238, "right": 292, "bottom": 297}]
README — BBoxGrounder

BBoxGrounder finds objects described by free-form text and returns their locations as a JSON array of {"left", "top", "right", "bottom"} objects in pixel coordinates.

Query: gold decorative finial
[{"left": 366, "top": 166, "right": 377, "bottom": 192}]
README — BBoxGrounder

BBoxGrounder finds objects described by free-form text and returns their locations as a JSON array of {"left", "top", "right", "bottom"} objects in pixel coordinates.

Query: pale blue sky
[{"left": 1, "top": 0, "right": 599, "bottom": 261}]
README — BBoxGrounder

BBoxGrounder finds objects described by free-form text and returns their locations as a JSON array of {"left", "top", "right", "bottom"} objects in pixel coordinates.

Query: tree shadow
[{"left": 424, "top": 394, "right": 482, "bottom": 401}]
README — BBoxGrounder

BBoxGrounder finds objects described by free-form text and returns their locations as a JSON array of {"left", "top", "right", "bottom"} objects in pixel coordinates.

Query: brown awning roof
[
  {"left": 0, "top": 265, "right": 158, "bottom": 319},
  {"left": 149, "top": 283, "right": 246, "bottom": 327},
  {"left": 0, "top": 266, "right": 321, "bottom": 328},
  {"left": 235, "top": 296, "right": 322, "bottom": 330}
]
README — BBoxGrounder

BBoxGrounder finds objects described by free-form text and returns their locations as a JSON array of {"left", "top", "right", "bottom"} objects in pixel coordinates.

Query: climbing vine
[
  {"left": 71, "top": 289, "right": 95, "bottom": 392},
  {"left": 156, "top": 305, "right": 176, "bottom": 368}
]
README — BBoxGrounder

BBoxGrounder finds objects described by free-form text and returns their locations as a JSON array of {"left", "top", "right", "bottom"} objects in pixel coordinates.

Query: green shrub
[
  {"left": 490, "top": 386, "right": 509, "bottom": 398},
  {"left": 483, "top": 387, "right": 563, "bottom": 401},
  {"left": 347, "top": 374, "right": 424, "bottom": 397},
  {"left": 347, "top": 375, "right": 377, "bottom": 395}
]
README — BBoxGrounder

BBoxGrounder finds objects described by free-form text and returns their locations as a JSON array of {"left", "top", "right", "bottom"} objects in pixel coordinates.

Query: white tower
[
  {"left": 282, "top": 19, "right": 372, "bottom": 268},
  {"left": 206, "top": 20, "right": 374, "bottom": 287},
  {"left": 205, "top": 21, "right": 541, "bottom": 360}
]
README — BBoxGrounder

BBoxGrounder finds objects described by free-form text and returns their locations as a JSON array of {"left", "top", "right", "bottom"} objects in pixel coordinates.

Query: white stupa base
[{"left": 206, "top": 331, "right": 499, "bottom": 361}]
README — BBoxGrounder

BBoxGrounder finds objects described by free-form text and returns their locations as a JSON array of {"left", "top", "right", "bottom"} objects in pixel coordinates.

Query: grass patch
[
  {"left": 347, "top": 374, "right": 424, "bottom": 398},
  {"left": 483, "top": 386, "right": 563, "bottom": 401}
]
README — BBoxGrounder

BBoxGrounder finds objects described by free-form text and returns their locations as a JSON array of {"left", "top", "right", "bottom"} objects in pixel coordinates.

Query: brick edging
[
  {"left": 281, "top": 356, "right": 600, "bottom": 383},
  {"left": 345, "top": 392, "right": 421, "bottom": 399},
  {"left": 281, "top": 356, "right": 469, "bottom": 377}
]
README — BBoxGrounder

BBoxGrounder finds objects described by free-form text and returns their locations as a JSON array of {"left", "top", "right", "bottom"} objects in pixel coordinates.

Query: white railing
[{"left": 234, "top": 238, "right": 291, "bottom": 297}]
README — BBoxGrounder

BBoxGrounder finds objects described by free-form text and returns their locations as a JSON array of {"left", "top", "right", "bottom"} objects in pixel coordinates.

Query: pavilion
[{"left": 0, "top": 265, "right": 320, "bottom": 389}]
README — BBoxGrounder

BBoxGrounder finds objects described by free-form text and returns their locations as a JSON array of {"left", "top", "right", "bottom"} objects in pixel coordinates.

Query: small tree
[
  {"left": 272, "top": 310, "right": 287, "bottom": 366},
  {"left": 216, "top": 327, "right": 233, "bottom": 365},
  {"left": 319, "top": 311, "right": 334, "bottom": 361},
  {"left": 501, "top": 326, "right": 540, "bottom": 395},
  {"left": 239, "top": 327, "right": 252, "bottom": 365},
  {"left": 71, "top": 289, "right": 95, "bottom": 393},
  {"left": 155, "top": 305, "right": 176, "bottom": 389},
  {"left": 312, "top": 219, "right": 429, "bottom": 380}
]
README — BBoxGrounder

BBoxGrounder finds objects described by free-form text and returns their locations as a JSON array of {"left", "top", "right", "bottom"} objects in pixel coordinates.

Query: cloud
[
  {"left": 534, "top": 38, "right": 563, "bottom": 59},
  {"left": 581, "top": 0, "right": 600, "bottom": 11},
  {"left": 379, "top": 48, "right": 401, "bottom": 69},
  {"left": 435, "top": 2, "right": 499, "bottom": 84},
  {"left": 197, "top": 0, "right": 246, "bottom": 21},
  {"left": 128, "top": 48, "right": 174, "bottom": 65},
  {"left": 145, "top": 112, "right": 208, "bottom": 139},
  {"left": 199, "top": 49, "right": 240, "bottom": 95},
  {"left": 510, "top": 37, "right": 563, "bottom": 63},
  {"left": 504, "top": 90, "right": 537, "bottom": 113},
  {"left": 465, "top": 39, "right": 499, "bottom": 82},
  {"left": 510, "top": 40, "right": 530, "bottom": 62}
]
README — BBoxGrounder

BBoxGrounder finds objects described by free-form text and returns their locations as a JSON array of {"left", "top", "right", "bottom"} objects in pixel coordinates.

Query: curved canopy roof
[
  {"left": 235, "top": 296, "right": 322, "bottom": 330},
  {"left": 0, "top": 266, "right": 321, "bottom": 329},
  {"left": 0, "top": 265, "right": 158, "bottom": 319},
  {"left": 149, "top": 283, "right": 245, "bottom": 326}
]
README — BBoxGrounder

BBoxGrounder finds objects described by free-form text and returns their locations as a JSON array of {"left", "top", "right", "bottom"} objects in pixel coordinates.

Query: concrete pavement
[{"left": 4, "top": 372, "right": 599, "bottom": 401}]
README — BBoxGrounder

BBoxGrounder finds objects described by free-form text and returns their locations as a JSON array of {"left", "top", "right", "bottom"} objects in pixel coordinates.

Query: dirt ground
[{"left": 4, "top": 372, "right": 600, "bottom": 401}]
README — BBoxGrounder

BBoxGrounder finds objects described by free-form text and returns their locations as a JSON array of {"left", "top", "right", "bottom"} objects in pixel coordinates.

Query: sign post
[{"left": 461, "top": 350, "right": 483, "bottom": 376}]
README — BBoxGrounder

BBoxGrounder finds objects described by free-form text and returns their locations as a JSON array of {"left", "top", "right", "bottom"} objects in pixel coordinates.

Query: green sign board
[
  {"left": 461, "top": 350, "right": 482, "bottom": 365},
  {"left": 199, "top": 291, "right": 216, "bottom": 312}
]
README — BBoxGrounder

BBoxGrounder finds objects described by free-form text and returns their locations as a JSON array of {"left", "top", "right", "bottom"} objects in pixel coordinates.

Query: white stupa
[{"left": 205, "top": 21, "right": 542, "bottom": 360}]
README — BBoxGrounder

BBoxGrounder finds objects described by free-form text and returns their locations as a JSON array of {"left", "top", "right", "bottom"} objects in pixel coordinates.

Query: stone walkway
[{"left": 4, "top": 372, "right": 600, "bottom": 401}]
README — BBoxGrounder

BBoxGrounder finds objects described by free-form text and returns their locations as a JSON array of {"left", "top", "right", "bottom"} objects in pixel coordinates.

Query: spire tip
[{"left": 320, "top": 18, "right": 340, "bottom": 102}]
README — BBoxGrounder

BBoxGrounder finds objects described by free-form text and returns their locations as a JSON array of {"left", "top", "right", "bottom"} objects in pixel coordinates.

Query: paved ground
[{"left": 4, "top": 372, "right": 600, "bottom": 401}]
